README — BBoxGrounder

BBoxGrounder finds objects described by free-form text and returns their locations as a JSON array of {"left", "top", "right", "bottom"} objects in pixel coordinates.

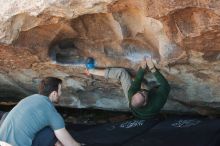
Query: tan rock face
[{"left": 0, "top": 0, "right": 220, "bottom": 115}]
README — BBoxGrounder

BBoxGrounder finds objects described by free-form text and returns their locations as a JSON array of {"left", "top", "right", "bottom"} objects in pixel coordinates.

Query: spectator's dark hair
[{"left": 39, "top": 77, "right": 62, "bottom": 96}]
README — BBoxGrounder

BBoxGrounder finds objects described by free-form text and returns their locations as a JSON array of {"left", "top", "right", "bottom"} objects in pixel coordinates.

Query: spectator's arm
[{"left": 54, "top": 128, "right": 80, "bottom": 146}]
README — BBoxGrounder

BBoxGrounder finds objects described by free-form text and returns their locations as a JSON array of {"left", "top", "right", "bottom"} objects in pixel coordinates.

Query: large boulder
[{"left": 0, "top": 0, "right": 220, "bottom": 115}]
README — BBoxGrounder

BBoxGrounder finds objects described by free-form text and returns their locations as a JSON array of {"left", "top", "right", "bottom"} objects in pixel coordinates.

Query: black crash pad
[
  {"left": 2, "top": 111, "right": 220, "bottom": 146},
  {"left": 123, "top": 117, "right": 220, "bottom": 146},
  {"left": 70, "top": 118, "right": 160, "bottom": 146}
]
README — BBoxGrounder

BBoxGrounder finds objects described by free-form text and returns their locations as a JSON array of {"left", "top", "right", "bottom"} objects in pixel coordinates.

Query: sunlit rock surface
[{"left": 0, "top": 0, "right": 220, "bottom": 115}]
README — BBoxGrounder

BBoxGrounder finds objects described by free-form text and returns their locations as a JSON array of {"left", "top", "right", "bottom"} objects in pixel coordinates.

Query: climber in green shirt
[{"left": 86, "top": 57, "right": 170, "bottom": 119}]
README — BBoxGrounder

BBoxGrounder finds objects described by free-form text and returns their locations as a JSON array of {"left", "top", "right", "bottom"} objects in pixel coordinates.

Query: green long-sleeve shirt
[{"left": 128, "top": 68, "right": 170, "bottom": 119}]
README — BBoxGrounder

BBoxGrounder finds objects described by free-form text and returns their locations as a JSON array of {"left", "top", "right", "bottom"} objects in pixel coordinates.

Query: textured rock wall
[{"left": 0, "top": 0, "right": 220, "bottom": 115}]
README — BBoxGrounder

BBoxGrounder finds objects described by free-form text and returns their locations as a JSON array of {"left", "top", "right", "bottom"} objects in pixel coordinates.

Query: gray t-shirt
[{"left": 0, "top": 94, "right": 65, "bottom": 146}]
